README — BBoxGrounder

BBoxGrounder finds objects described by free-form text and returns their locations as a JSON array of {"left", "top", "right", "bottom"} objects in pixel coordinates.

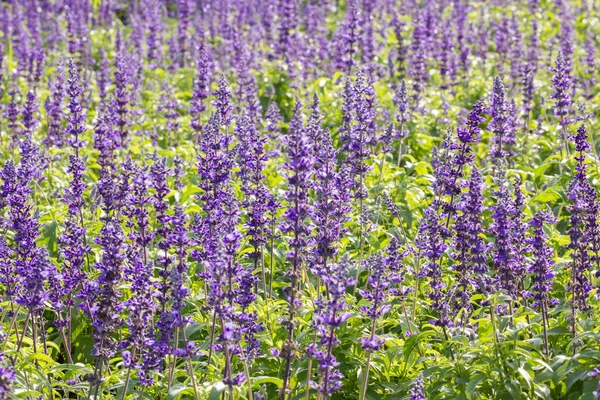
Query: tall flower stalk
[
  {"left": 339, "top": 71, "right": 375, "bottom": 295},
  {"left": 305, "top": 94, "right": 351, "bottom": 398},
  {"left": 566, "top": 124, "right": 597, "bottom": 344},
  {"left": 527, "top": 211, "right": 557, "bottom": 358},
  {"left": 59, "top": 59, "right": 89, "bottom": 363},
  {"left": 236, "top": 113, "right": 275, "bottom": 298},
  {"left": 308, "top": 256, "right": 355, "bottom": 399},
  {"left": 358, "top": 252, "right": 394, "bottom": 400},
  {"left": 279, "top": 101, "right": 314, "bottom": 400}
]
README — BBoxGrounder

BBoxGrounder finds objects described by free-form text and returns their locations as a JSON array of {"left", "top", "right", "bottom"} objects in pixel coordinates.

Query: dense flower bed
[{"left": 0, "top": 0, "right": 599, "bottom": 399}]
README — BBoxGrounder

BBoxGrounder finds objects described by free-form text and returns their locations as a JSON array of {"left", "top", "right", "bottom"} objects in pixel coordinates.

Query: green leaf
[
  {"left": 533, "top": 188, "right": 561, "bottom": 203},
  {"left": 167, "top": 384, "right": 194, "bottom": 400},
  {"left": 403, "top": 331, "right": 434, "bottom": 363},
  {"left": 252, "top": 376, "right": 283, "bottom": 388},
  {"left": 208, "top": 381, "right": 226, "bottom": 400}
]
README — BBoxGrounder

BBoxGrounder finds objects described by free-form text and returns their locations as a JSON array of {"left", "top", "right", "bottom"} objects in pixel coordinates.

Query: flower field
[{"left": 1, "top": 0, "right": 600, "bottom": 399}]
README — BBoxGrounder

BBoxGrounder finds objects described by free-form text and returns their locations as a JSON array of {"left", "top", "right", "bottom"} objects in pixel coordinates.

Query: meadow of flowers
[{"left": 2, "top": 0, "right": 600, "bottom": 399}]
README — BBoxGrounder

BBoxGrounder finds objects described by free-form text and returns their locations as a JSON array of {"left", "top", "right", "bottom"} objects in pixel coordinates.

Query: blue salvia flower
[
  {"left": 0, "top": 352, "right": 14, "bottom": 397},
  {"left": 309, "top": 95, "right": 351, "bottom": 278},
  {"left": 213, "top": 76, "right": 234, "bottom": 128},
  {"left": 439, "top": 19, "right": 457, "bottom": 87},
  {"left": 150, "top": 157, "right": 177, "bottom": 361},
  {"left": 551, "top": 51, "right": 573, "bottom": 126},
  {"left": 64, "top": 58, "right": 86, "bottom": 150},
  {"left": 588, "top": 368, "right": 600, "bottom": 397},
  {"left": 176, "top": 0, "right": 194, "bottom": 66},
  {"left": 276, "top": 0, "right": 299, "bottom": 63},
  {"left": 490, "top": 180, "right": 519, "bottom": 300},
  {"left": 489, "top": 77, "right": 510, "bottom": 162},
  {"left": 394, "top": 79, "right": 410, "bottom": 126},
  {"left": 119, "top": 165, "right": 160, "bottom": 385},
  {"left": 279, "top": 100, "right": 314, "bottom": 398},
  {"left": 340, "top": 70, "right": 375, "bottom": 201},
  {"left": 584, "top": 39, "right": 597, "bottom": 96},
  {"left": 60, "top": 154, "right": 89, "bottom": 308},
  {"left": 86, "top": 220, "right": 126, "bottom": 363},
  {"left": 60, "top": 58, "right": 89, "bottom": 313},
  {"left": 450, "top": 167, "right": 489, "bottom": 323},
  {"left": 0, "top": 236, "right": 16, "bottom": 303},
  {"left": 203, "top": 223, "right": 253, "bottom": 389},
  {"left": 416, "top": 206, "right": 451, "bottom": 327},
  {"left": 21, "top": 90, "right": 38, "bottom": 135},
  {"left": 112, "top": 55, "right": 130, "bottom": 146},
  {"left": 527, "top": 211, "right": 557, "bottom": 308},
  {"left": 97, "top": 49, "right": 110, "bottom": 107},
  {"left": 192, "top": 112, "right": 235, "bottom": 262},
  {"left": 419, "top": 100, "right": 484, "bottom": 326},
  {"left": 567, "top": 124, "right": 597, "bottom": 315},
  {"left": 408, "top": 373, "right": 425, "bottom": 400},
  {"left": 144, "top": 0, "right": 164, "bottom": 67},
  {"left": 360, "top": 0, "right": 376, "bottom": 68},
  {"left": 234, "top": 261, "right": 264, "bottom": 365},
  {"left": 340, "top": 0, "right": 360, "bottom": 72},
  {"left": 6, "top": 90, "right": 20, "bottom": 146},
  {"left": 511, "top": 178, "right": 531, "bottom": 296},
  {"left": 409, "top": 12, "right": 429, "bottom": 95},
  {"left": 521, "top": 62, "right": 536, "bottom": 113},
  {"left": 10, "top": 134, "right": 54, "bottom": 314},
  {"left": 190, "top": 41, "right": 212, "bottom": 134},
  {"left": 332, "top": 0, "right": 359, "bottom": 73},
  {"left": 169, "top": 204, "right": 193, "bottom": 335},
  {"left": 527, "top": 209, "right": 557, "bottom": 357},
  {"left": 358, "top": 253, "right": 394, "bottom": 351},
  {"left": 508, "top": 16, "right": 523, "bottom": 84},
  {"left": 44, "top": 60, "right": 66, "bottom": 146},
  {"left": 391, "top": 13, "right": 407, "bottom": 77},
  {"left": 309, "top": 256, "right": 355, "bottom": 397},
  {"left": 235, "top": 45, "right": 260, "bottom": 121},
  {"left": 93, "top": 113, "right": 119, "bottom": 214},
  {"left": 236, "top": 113, "right": 276, "bottom": 287}
]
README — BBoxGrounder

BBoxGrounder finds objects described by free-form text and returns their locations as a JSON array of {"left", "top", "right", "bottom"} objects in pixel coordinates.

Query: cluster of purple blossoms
[
  {"left": 416, "top": 205, "right": 450, "bottom": 327},
  {"left": 332, "top": 0, "right": 359, "bottom": 73},
  {"left": 279, "top": 100, "right": 314, "bottom": 397},
  {"left": 450, "top": 167, "right": 489, "bottom": 322},
  {"left": 526, "top": 211, "right": 558, "bottom": 308},
  {"left": 120, "top": 167, "right": 161, "bottom": 384},
  {"left": 489, "top": 180, "right": 520, "bottom": 301},
  {"left": 3, "top": 1, "right": 600, "bottom": 398},
  {"left": 588, "top": 368, "right": 600, "bottom": 398},
  {"left": 44, "top": 60, "right": 66, "bottom": 146},
  {"left": 308, "top": 256, "right": 355, "bottom": 397},
  {"left": 192, "top": 112, "right": 235, "bottom": 261},
  {"left": 551, "top": 51, "right": 573, "bottom": 126},
  {"left": 340, "top": 70, "right": 376, "bottom": 209},
  {"left": 358, "top": 252, "right": 394, "bottom": 351},
  {"left": 567, "top": 124, "right": 597, "bottom": 314},
  {"left": 59, "top": 58, "right": 90, "bottom": 322},
  {"left": 418, "top": 100, "right": 485, "bottom": 326},
  {"left": 112, "top": 55, "right": 131, "bottom": 146},
  {"left": 409, "top": 12, "right": 429, "bottom": 95},
  {"left": 511, "top": 178, "right": 531, "bottom": 293},
  {"left": 408, "top": 373, "right": 426, "bottom": 400},
  {"left": 190, "top": 42, "right": 212, "bottom": 134},
  {"left": 489, "top": 77, "right": 510, "bottom": 162},
  {"left": 439, "top": 99, "right": 486, "bottom": 207},
  {"left": 148, "top": 157, "right": 176, "bottom": 361},
  {"left": 0, "top": 352, "right": 14, "bottom": 398},
  {"left": 236, "top": 113, "right": 276, "bottom": 276},
  {"left": 309, "top": 94, "right": 351, "bottom": 277}
]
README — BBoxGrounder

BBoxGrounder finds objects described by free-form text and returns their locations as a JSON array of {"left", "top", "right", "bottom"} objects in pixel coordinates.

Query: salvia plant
[{"left": 1, "top": 1, "right": 600, "bottom": 400}]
